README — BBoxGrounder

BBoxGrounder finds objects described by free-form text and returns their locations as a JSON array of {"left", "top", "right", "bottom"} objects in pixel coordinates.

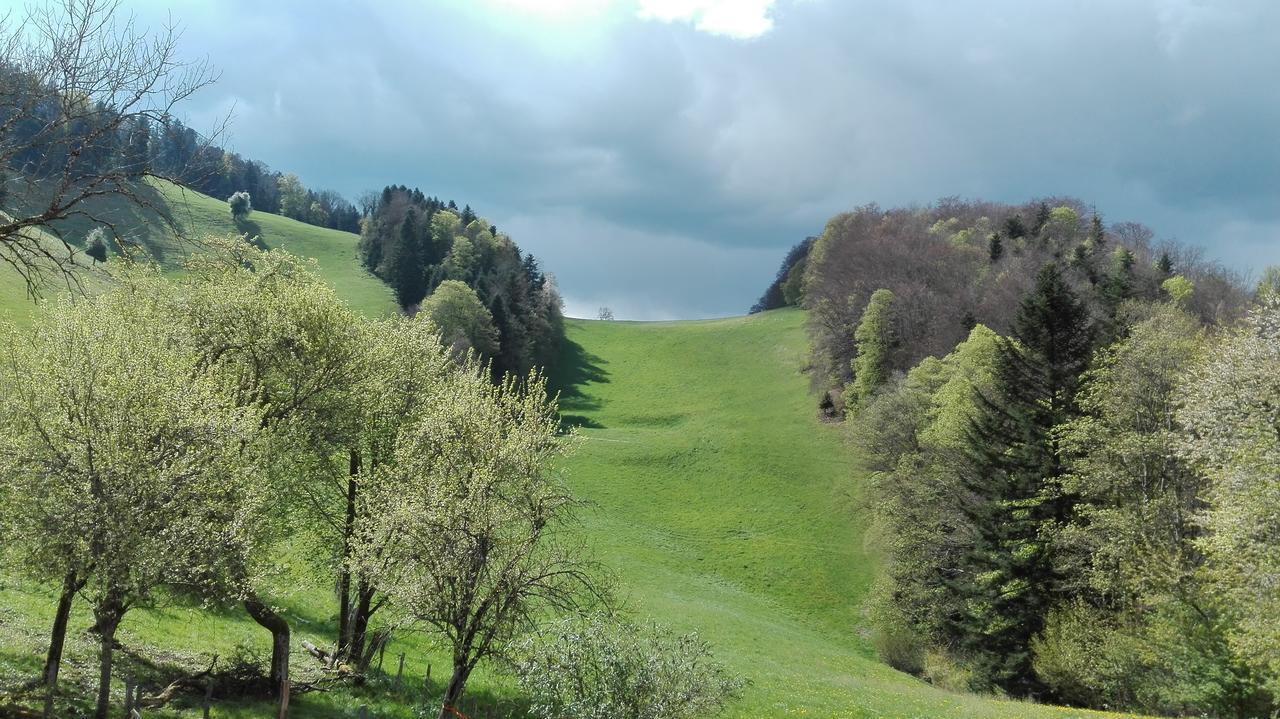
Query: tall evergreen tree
[
  {"left": 386, "top": 209, "right": 427, "bottom": 309},
  {"left": 988, "top": 233, "right": 1004, "bottom": 263},
  {"left": 1032, "top": 202, "right": 1052, "bottom": 235},
  {"left": 950, "top": 263, "right": 1094, "bottom": 694}
]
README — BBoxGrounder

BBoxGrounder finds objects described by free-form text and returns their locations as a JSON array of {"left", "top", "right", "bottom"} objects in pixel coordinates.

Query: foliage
[
  {"left": 1179, "top": 296, "right": 1280, "bottom": 698},
  {"left": 750, "top": 237, "right": 815, "bottom": 313},
  {"left": 0, "top": 283, "right": 263, "bottom": 717},
  {"left": 228, "top": 190, "right": 252, "bottom": 219},
  {"left": 0, "top": 0, "right": 216, "bottom": 294},
  {"left": 84, "top": 227, "right": 108, "bottom": 263},
  {"left": 419, "top": 279, "right": 501, "bottom": 360},
  {"left": 515, "top": 613, "right": 745, "bottom": 719},
  {"left": 944, "top": 264, "right": 1094, "bottom": 694},
  {"left": 853, "top": 325, "right": 1002, "bottom": 672},
  {"left": 353, "top": 368, "right": 600, "bottom": 716},
  {"left": 794, "top": 199, "right": 1248, "bottom": 395},
  {"left": 1163, "top": 274, "right": 1195, "bottom": 306},
  {"left": 849, "top": 288, "right": 897, "bottom": 406},
  {"left": 358, "top": 185, "right": 563, "bottom": 377}
]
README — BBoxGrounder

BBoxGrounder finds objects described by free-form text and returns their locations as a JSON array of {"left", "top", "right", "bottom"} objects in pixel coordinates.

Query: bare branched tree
[{"left": 0, "top": 0, "right": 219, "bottom": 296}]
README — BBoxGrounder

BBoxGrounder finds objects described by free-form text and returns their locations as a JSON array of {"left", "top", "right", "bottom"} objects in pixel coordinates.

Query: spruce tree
[
  {"left": 1098, "top": 247, "right": 1136, "bottom": 336},
  {"left": 950, "top": 263, "right": 1093, "bottom": 694},
  {"left": 988, "top": 233, "right": 1004, "bottom": 263},
  {"left": 1087, "top": 214, "right": 1105, "bottom": 253},
  {"left": 1032, "top": 202, "right": 1052, "bottom": 235},
  {"left": 387, "top": 209, "right": 427, "bottom": 309}
]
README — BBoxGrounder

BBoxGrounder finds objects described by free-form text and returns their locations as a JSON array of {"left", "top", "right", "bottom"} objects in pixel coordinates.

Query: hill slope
[
  {"left": 0, "top": 180, "right": 395, "bottom": 324},
  {"left": 0, "top": 218, "right": 1128, "bottom": 715},
  {"left": 550, "top": 310, "right": 1122, "bottom": 718}
]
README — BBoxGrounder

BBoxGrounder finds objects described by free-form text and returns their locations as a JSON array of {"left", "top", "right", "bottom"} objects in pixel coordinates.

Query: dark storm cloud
[{"left": 123, "top": 0, "right": 1280, "bottom": 318}]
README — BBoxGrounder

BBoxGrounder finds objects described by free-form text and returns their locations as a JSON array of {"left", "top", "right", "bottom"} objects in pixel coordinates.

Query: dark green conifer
[{"left": 950, "top": 263, "right": 1094, "bottom": 694}]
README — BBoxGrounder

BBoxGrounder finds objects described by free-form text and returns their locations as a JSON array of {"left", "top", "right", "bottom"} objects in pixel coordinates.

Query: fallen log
[{"left": 138, "top": 656, "right": 217, "bottom": 709}]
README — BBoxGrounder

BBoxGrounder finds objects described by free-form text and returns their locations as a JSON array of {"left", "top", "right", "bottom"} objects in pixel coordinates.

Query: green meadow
[{"left": 0, "top": 193, "right": 1130, "bottom": 717}]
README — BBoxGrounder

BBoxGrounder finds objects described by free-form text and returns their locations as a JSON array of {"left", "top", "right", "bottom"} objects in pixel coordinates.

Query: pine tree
[
  {"left": 1002, "top": 215, "right": 1027, "bottom": 240},
  {"left": 387, "top": 209, "right": 427, "bottom": 309},
  {"left": 1155, "top": 252, "right": 1174, "bottom": 278},
  {"left": 1087, "top": 214, "right": 1106, "bottom": 253},
  {"left": 1032, "top": 202, "right": 1052, "bottom": 235},
  {"left": 1098, "top": 247, "right": 1136, "bottom": 334},
  {"left": 988, "top": 233, "right": 1004, "bottom": 263},
  {"left": 950, "top": 263, "right": 1094, "bottom": 694}
]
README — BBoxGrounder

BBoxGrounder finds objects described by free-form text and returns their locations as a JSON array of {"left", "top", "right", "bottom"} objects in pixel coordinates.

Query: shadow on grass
[
  {"left": 547, "top": 336, "right": 610, "bottom": 430},
  {"left": 234, "top": 217, "right": 267, "bottom": 249}
]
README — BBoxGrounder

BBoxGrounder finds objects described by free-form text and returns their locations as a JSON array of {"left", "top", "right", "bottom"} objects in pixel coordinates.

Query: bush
[
  {"left": 514, "top": 613, "right": 745, "bottom": 719},
  {"left": 228, "top": 190, "right": 252, "bottom": 220}
]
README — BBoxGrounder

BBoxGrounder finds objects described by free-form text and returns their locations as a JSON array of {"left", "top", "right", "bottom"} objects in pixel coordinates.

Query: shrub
[
  {"left": 515, "top": 613, "right": 745, "bottom": 719},
  {"left": 228, "top": 190, "right": 252, "bottom": 220}
]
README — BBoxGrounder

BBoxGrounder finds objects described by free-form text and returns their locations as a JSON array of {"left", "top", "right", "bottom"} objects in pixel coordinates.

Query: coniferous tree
[
  {"left": 1002, "top": 215, "right": 1027, "bottom": 240},
  {"left": 1098, "top": 247, "right": 1136, "bottom": 334},
  {"left": 950, "top": 263, "right": 1094, "bottom": 694},
  {"left": 1087, "top": 214, "right": 1105, "bottom": 253},
  {"left": 387, "top": 209, "right": 427, "bottom": 309},
  {"left": 1032, "top": 202, "right": 1052, "bottom": 235},
  {"left": 988, "top": 233, "right": 1004, "bottom": 263}
]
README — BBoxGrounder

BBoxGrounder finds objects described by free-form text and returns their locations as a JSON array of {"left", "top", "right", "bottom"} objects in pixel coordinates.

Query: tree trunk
[
  {"left": 349, "top": 580, "right": 376, "bottom": 663},
  {"left": 436, "top": 662, "right": 471, "bottom": 719},
  {"left": 91, "top": 599, "right": 124, "bottom": 719},
  {"left": 244, "top": 593, "right": 290, "bottom": 694},
  {"left": 42, "top": 570, "right": 83, "bottom": 687},
  {"left": 337, "top": 449, "right": 360, "bottom": 657},
  {"left": 43, "top": 570, "right": 83, "bottom": 718}
]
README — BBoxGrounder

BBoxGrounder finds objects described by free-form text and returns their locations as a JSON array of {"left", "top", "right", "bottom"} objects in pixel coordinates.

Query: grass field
[
  {"left": 0, "top": 180, "right": 395, "bottom": 325},
  {"left": 1, "top": 191, "right": 1130, "bottom": 717}
]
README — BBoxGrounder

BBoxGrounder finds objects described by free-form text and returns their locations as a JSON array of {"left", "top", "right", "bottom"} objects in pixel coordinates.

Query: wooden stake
[
  {"left": 357, "top": 706, "right": 369, "bottom": 719},
  {"left": 202, "top": 677, "right": 214, "bottom": 719},
  {"left": 425, "top": 663, "right": 431, "bottom": 690},
  {"left": 123, "top": 676, "right": 136, "bottom": 716},
  {"left": 393, "top": 652, "right": 405, "bottom": 692}
]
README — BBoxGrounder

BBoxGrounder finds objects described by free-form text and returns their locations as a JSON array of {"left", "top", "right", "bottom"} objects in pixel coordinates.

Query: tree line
[
  {"left": 760, "top": 199, "right": 1279, "bottom": 715},
  {"left": 0, "top": 238, "right": 741, "bottom": 719},
  {"left": 0, "top": 54, "right": 363, "bottom": 234},
  {"left": 357, "top": 185, "right": 565, "bottom": 380},
  {"left": 783, "top": 199, "right": 1249, "bottom": 406}
]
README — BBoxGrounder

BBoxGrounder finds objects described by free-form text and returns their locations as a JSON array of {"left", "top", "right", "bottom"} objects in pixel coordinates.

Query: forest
[
  {"left": 356, "top": 186, "right": 565, "bottom": 379},
  {"left": 755, "top": 199, "right": 1279, "bottom": 715}
]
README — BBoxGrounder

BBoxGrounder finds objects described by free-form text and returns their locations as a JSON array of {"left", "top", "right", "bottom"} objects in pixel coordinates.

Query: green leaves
[{"left": 514, "top": 613, "right": 745, "bottom": 719}]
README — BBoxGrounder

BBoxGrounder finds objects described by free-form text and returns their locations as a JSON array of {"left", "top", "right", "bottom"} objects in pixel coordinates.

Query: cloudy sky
[{"left": 113, "top": 0, "right": 1280, "bottom": 318}]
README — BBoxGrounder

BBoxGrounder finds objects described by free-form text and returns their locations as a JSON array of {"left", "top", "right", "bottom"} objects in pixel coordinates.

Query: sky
[{"left": 84, "top": 0, "right": 1280, "bottom": 318}]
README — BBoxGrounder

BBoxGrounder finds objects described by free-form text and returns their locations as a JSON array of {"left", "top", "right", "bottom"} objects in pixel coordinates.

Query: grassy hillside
[
  {"left": 549, "top": 310, "right": 1126, "bottom": 718},
  {"left": 0, "top": 282, "right": 1131, "bottom": 715},
  {"left": 0, "top": 180, "right": 395, "bottom": 325}
]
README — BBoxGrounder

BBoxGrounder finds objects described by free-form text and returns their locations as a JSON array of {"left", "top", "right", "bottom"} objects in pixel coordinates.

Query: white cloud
[{"left": 636, "top": 0, "right": 776, "bottom": 39}]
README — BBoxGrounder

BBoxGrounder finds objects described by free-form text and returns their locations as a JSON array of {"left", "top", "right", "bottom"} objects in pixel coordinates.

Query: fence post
[
  {"left": 357, "top": 705, "right": 369, "bottom": 719},
  {"left": 393, "top": 652, "right": 405, "bottom": 692},
  {"left": 202, "top": 677, "right": 214, "bottom": 719},
  {"left": 123, "top": 676, "right": 135, "bottom": 716},
  {"left": 425, "top": 663, "right": 431, "bottom": 691}
]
